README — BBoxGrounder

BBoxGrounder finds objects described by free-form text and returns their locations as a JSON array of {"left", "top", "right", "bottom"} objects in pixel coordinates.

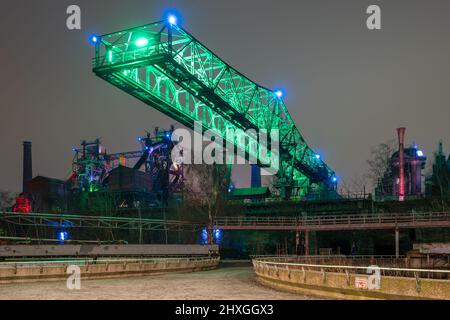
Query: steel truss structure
[
  {"left": 92, "top": 19, "right": 335, "bottom": 196},
  {"left": 0, "top": 212, "right": 200, "bottom": 232}
]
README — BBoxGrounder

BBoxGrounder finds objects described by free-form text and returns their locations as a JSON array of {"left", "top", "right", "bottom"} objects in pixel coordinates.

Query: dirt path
[{"left": 0, "top": 266, "right": 318, "bottom": 300}]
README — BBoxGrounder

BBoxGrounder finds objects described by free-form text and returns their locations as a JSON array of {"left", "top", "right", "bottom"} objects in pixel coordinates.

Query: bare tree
[
  {"left": 365, "top": 139, "right": 396, "bottom": 192},
  {"left": 337, "top": 178, "right": 352, "bottom": 196},
  {"left": 434, "top": 169, "right": 447, "bottom": 212},
  {"left": 338, "top": 175, "right": 367, "bottom": 196},
  {"left": 0, "top": 190, "right": 16, "bottom": 211},
  {"left": 182, "top": 163, "right": 231, "bottom": 226}
]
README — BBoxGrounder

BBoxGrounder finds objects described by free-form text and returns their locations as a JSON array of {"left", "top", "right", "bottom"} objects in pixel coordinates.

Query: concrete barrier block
[
  {"left": 0, "top": 267, "right": 17, "bottom": 278},
  {"left": 106, "top": 263, "right": 124, "bottom": 273},
  {"left": 42, "top": 266, "right": 66, "bottom": 276},
  {"left": 85, "top": 264, "right": 108, "bottom": 274},
  {"left": 125, "top": 263, "right": 141, "bottom": 272},
  {"left": 15, "top": 267, "right": 42, "bottom": 277}
]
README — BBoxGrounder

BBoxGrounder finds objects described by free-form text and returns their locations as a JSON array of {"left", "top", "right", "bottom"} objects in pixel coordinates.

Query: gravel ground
[{"left": 0, "top": 266, "right": 318, "bottom": 300}]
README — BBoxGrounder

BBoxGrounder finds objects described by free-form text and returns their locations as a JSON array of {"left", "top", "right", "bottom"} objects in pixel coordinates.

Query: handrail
[
  {"left": 0, "top": 256, "right": 220, "bottom": 268},
  {"left": 214, "top": 212, "right": 450, "bottom": 227},
  {"left": 253, "top": 258, "right": 450, "bottom": 275},
  {"left": 250, "top": 254, "right": 406, "bottom": 259}
]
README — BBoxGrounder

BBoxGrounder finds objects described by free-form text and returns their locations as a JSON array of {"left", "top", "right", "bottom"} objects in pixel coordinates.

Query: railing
[
  {"left": 214, "top": 212, "right": 450, "bottom": 230},
  {"left": 92, "top": 43, "right": 168, "bottom": 69},
  {"left": 253, "top": 256, "right": 450, "bottom": 280},
  {"left": 0, "top": 256, "right": 220, "bottom": 269},
  {"left": 251, "top": 254, "right": 405, "bottom": 260},
  {"left": 0, "top": 236, "right": 112, "bottom": 245},
  {"left": 254, "top": 255, "right": 409, "bottom": 270}
]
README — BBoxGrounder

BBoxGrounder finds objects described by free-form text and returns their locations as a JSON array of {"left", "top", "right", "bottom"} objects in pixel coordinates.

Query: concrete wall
[
  {"left": 0, "top": 258, "right": 219, "bottom": 284},
  {"left": 253, "top": 260, "right": 450, "bottom": 300},
  {"left": 0, "top": 244, "right": 219, "bottom": 257}
]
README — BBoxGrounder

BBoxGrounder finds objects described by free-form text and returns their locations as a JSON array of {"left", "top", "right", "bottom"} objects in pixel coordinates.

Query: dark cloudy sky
[{"left": 0, "top": 0, "right": 449, "bottom": 192}]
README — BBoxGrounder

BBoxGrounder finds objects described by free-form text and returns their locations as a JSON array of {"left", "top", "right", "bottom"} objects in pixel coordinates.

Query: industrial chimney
[
  {"left": 396, "top": 128, "right": 405, "bottom": 201},
  {"left": 22, "top": 141, "right": 32, "bottom": 193}
]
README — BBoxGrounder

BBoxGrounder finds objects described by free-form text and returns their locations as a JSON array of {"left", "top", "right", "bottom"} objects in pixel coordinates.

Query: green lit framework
[{"left": 92, "top": 20, "right": 335, "bottom": 196}]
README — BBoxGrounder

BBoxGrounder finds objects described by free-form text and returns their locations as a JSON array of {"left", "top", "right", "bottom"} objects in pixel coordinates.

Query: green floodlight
[{"left": 135, "top": 37, "right": 149, "bottom": 47}]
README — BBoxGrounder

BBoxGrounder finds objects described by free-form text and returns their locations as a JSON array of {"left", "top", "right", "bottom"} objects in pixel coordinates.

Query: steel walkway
[{"left": 213, "top": 212, "right": 450, "bottom": 231}]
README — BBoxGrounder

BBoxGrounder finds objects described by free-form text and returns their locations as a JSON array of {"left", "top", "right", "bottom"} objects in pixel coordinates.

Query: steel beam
[{"left": 395, "top": 228, "right": 400, "bottom": 258}]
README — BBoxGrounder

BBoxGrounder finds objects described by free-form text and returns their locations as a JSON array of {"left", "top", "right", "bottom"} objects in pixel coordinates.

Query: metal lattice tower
[{"left": 92, "top": 18, "right": 336, "bottom": 196}]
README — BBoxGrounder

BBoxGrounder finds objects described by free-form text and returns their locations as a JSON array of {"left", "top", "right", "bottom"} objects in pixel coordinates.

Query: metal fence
[
  {"left": 0, "top": 256, "right": 220, "bottom": 269},
  {"left": 253, "top": 256, "right": 450, "bottom": 280},
  {"left": 214, "top": 212, "right": 450, "bottom": 230}
]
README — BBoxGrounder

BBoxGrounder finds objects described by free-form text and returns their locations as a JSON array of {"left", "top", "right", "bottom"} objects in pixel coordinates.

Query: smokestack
[
  {"left": 22, "top": 141, "right": 32, "bottom": 193},
  {"left": 397, "top": 128, "right": 405, "bottom": 201}
]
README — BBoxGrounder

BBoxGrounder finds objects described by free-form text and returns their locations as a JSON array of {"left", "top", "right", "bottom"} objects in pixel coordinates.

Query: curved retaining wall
[
  {"left": 252, "top": 259, "right": 450, "bottom": 300},
  {"left": 0, "top": 244, "right": 219, "bottom": 258},
  {"left": 0, "top": 257, "right": 219, "bottom": 284}
]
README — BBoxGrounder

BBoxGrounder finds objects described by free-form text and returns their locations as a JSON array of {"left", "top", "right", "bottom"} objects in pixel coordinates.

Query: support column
[
  {"left": 397, "top": 127, "right": 406, "bottom": 201},
  {"left": 395, "top": 228, "right": 400, "bottom": 258},
  {"left": 206, "top": 222, "right": 214, "bottom": 245},
  {"left": 305, "top": 230, "right": 310, "bottom": 256},
  {"left": 250, "top": 164, "right": 261, "bottom": 188}
]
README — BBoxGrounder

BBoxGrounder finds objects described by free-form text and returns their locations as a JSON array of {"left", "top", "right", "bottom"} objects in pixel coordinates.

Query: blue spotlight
[
  {"left": 201, "top": 228, "right": 208, "bottom": 244},
  {"left": 57, "top": 231, "right": 69, "bottom": 243},
  {"left": 332, "top": 176, "right": 337, "bottom": 183},
  {"left": 275, "top": 90, "right": 283, "bottom": 98},
  {"left": 168, "top": 14, "right": 177, "bottom": 25},
  {"left": 90, "top": 35, "right": 99, "bottom": 44},
  {"left": 200, "top": 227, "right": 223, "bottom": 244},
  {"left": 214, "top": 229, "right": 223, "bottom": 244},
  {"left": 416, "top": 150, "right": 424, "bottom": 157},
  {"left": 315, "top": 154, "right": 321, "bottom": 160}
]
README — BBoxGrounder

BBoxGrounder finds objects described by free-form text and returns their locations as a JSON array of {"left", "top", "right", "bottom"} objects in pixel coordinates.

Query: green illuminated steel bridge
[{"left": 92, "top": 17, "right": 336, "bottom": 197}]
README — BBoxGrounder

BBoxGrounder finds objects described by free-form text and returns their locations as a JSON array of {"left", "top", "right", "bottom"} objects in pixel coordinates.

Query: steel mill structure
[
  {"left": 69, "top": 128, "right": 184, "bottom": 204},
  {"left": 12, "top": 128, "right": 184, "bottom": 214},
  {"left": 375, "top": 128, "right": 428, "bottom": 201}
]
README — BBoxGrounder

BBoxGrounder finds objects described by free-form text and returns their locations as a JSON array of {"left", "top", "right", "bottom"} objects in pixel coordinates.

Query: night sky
[{"left": 1, "top": 0, "right": 449, "bottom": 192}]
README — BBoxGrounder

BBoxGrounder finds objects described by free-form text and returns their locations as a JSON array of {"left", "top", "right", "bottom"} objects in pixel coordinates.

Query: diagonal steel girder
[{"left": 92, "top": 20, "right": 335, "bottom": 190}]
